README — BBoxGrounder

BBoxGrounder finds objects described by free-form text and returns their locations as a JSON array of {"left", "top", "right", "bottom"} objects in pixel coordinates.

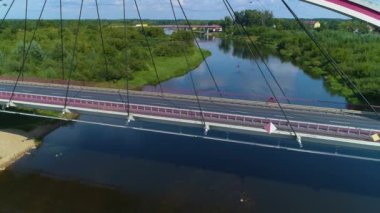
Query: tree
[
  {"left": 172, "top": 30, "right": 193, "bottom": 45},
  {"left": 51, "top": 42, "right": 67, "bottom": 62},
  {"left": 221, "top": 17, "right": 233, "bottom": 29},
  {"left": 0, "top": 51, "right": 4, "bottom": 73},
  {"left": 140, "top": 27, "right": 165, "bottom": 38},
  {"left": 29, "top": 41, "right": 45, "bottom": 62}
]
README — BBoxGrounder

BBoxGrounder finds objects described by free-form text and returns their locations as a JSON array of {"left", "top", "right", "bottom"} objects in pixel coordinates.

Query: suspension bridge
[{"left": 0, "top": 0, "right": 379, "bottom": 156}]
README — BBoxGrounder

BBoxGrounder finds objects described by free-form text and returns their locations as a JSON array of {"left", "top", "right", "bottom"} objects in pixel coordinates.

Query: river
[
  {"left": 2, "top": 38, "right": 380, "bottom": 212},
  {"left": 144, "top": 38, "right": 347, "bottom": 108}
]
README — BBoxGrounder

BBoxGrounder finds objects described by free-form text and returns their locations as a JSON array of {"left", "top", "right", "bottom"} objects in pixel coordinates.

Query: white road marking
[
  {"left": 329, "top": 120, "right": 350, "bottom": 125},
  {"left": 21, "top": 90, "right": 33, "bottom": 93},
  {"left": 80, "top": 95, "right": 93, "bottom": 98},
  {"left": 158, "top": 103, "right": 169, "bottom": 106},
  {"left": 231, "top": 111, "right": 251, "bottom": 114},
  {"left": 274, "top": 115, "right": 294, "bottom": 119}
]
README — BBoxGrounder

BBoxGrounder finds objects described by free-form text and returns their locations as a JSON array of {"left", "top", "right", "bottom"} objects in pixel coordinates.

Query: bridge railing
[{"left": 0, "top": 91, "right": 378, "bottom": 143}]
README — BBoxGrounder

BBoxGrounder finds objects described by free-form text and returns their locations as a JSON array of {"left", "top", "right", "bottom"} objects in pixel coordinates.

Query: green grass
[
  {"left": 92, "top": 48, "right": 211, "bottom": 90},
  {"left": 8, "top": 107, "right": 61, "bottom": 117},
  {"left": 0, "top": 107, "right": 72, "bottom": 132},
  {"left": 0, "top": 113, "right": 53, "bottom": 132},
  {"left": 132, "top": 49, "right": 210, "bottom": 87}
]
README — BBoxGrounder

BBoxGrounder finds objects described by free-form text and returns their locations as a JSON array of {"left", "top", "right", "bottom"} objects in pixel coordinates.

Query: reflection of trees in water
[
  {"left": 218, "top": 39, "right": 232, "bottom": 53},
  {"left": 218, "top": 39, "right": 271, "bottom": 62}
]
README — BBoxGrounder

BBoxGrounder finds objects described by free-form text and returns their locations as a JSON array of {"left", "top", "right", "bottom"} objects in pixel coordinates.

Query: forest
[
  {"left": 221, "top": 10, "right": 380, "bottom": 105},
  {"left": 0, "top": 20, "right": 208, "bottom": 89}
]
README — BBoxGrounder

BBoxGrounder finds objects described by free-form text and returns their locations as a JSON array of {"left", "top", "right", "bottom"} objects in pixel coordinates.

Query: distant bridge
[{"left": 150, "top": 25, "right": 223, "bottom": 32}]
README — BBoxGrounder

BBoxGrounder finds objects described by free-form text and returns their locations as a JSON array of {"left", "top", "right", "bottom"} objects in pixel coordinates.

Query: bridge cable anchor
[
  {"left": 6, "top": 101, "right": 16, "bottom": 108},
  {"left": 126, "top": 114, "right": 135, "bottom": 125},
  {"left": 204, "top": 123, "right": 210, "bottom": 136},
  {"left": 296, "top": 135, "right": 303, "bottom": 148},
  {"left": 62, "top": 108, "right": 71, "bottom": 115}
]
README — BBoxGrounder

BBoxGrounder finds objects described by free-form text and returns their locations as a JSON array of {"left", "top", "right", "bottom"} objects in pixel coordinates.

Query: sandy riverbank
[
  {"left": 0, "top": 130, "right": 36, "bottom": 171},
  {"left": 0, "top": 119, "right": 68, "bottom": 171}
]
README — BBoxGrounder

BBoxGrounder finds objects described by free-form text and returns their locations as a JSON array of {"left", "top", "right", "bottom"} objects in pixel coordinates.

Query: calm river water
[
  {"left": 3, "top": 38, "right": 380, "bottom": 212},
  {"left": 144, "top": 38, "right": 347, "bottom": 108}
]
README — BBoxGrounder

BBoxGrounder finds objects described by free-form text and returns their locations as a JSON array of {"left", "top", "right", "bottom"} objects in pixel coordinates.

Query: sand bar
[{"left": 0, "top": 130, "right": 35, "bottom": 170}]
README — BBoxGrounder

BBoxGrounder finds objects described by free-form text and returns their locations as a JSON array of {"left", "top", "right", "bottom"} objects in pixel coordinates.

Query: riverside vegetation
[
  {"left": 220, "top": 10, "right": 380, "bottom": 105},
  {"left": 0, "top": 20, "right": 209, "bottom": 89}
]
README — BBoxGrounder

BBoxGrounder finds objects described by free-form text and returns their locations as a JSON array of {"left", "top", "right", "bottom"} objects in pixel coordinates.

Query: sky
[{"left": 0, "top": 0, "right": 348, "bottom": 20}]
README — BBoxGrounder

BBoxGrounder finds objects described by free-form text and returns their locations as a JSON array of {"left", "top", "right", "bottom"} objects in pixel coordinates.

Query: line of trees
[
  {"left": 0, "top": 20, "right": 195, "bottom": 83},
  {"left": 220, "top": 10, "right": 380, "bottom": 105}
]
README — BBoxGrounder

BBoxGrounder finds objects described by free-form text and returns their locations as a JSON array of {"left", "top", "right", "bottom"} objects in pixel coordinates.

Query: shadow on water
[
  {"left": 3, "top": 37, "right": 380, "bottom": 211},
  {"left": 12, "top": 120, "right": 380, "bottom": 200}
]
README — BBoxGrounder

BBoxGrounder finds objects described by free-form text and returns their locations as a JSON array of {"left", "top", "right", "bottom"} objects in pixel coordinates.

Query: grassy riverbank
[
  {"left": 0, "top": 111, "right": 57, "bottom": 132},
  {"left": 257, "top": 29, "right": 380, "bottom": 105},
  {"left": 221, "top": 10, "right": 380, "bottom": 106},
  {"left": 91, "top": 48, "right": 211, "bottom": 89},
  {"left": 0, "top": 20, "right": 210, "bottom": 89}
]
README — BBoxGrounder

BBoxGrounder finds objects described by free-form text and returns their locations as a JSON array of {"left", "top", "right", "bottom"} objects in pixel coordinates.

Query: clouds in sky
[{"left": 0, "top": 0, "right": 347, "bottom": 20}]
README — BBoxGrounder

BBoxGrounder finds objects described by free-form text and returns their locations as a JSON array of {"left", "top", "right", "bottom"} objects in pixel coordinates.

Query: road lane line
[
  {"left": 231, "top": 111, "right": 251, "bottom": 114},
  {"left": 273, "top": 115, "right": 294, "bottom": 119},
  {"left": 329, "top": 120, "right": 350, "bottom": 125}
]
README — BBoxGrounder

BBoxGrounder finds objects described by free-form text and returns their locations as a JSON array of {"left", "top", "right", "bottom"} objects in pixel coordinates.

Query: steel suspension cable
[
  {"left": 223, "top": 0, "right": 301, "bottom": 145},
  {"left": 281, "top": 0, "right": 378, "bottom": 117},
  {"left": 59, "top": 0, "right": 65, "bottom": 80},
  {"left": 8, "top": 0, "right": 48, "bottom": 105},
  {"left": 170, "top": 0, "right": 205, "bottom": 126},
  {"left": 63, "top": 0, "right": 84, "bottom": 110},
  {"left": 133, "top": 0, "right": 164, "bottom": 95},
  {"left": 176, "top": 0, "right": 223, "bottom": 98},
  {"left": 95, "top": 0, "right": 110, "bottom": 88},
  {"left": 0, "top": 0, "right": 15, "bottom": 27},
  {"left": 122, "top": 0, "right": 130, "bottom": 116},
  {"left": 21, "top": 0, "right": 28, "bottom": 81},
  {"left": 223, "top": 0, "right": 290, "bottom": 104}
]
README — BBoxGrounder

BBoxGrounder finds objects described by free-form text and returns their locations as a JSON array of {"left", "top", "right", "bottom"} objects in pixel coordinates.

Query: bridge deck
[{"left": 0, "top": 81, "right": 379, "bottom": 146}]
